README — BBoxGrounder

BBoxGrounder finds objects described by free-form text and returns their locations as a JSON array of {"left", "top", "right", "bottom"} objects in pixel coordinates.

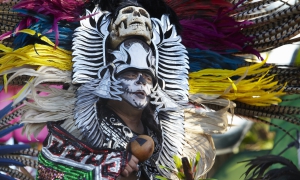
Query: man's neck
[{"left": 107, "top": 100, "right": 144, "bottom": 134}]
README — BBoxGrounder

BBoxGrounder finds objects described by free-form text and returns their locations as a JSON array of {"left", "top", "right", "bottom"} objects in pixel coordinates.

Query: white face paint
[{"left": 117, "top": 71, "right": 153, "bottom": 109}]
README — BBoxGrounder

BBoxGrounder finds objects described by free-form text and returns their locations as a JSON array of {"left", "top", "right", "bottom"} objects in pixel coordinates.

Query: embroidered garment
[
  {"left": 38, "top": 121, "right": 128, "bottom": 180},
  {"left": 97, "top": 106, "right": 162, "bottom": 179},
  {"left": 38, "top": 105, "right": 161, "bottom": 180}
]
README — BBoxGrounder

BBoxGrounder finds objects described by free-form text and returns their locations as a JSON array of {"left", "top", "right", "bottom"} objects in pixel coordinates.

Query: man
[
  {"left": 1, "top": 1, "right": 212, "bottom": 179},
  {"left": 38, "top": 39, "right": 162, "bottom": 179}
]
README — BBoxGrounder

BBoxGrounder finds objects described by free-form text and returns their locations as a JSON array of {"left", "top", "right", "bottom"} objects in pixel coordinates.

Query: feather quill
[
  {"left": 0, "top": 167, "right": 33, "bottom": 180},
  {"left": 0, "top": 102, "right": 13, "bottom": 120},
  {"left": 0, "top": 145, "right": 30, "bottom": 156},
  {"left": 0, "top": 124, "right": 23, "bottom": 137},
  {"left": 0, "top": 174, "right": 15, "bottom": 180},
  {"left": 243, "top": 155, "right": 300, "bottom": 180},
  {"left": 0, "top": 158, "right": 25, "bottom": 167}
]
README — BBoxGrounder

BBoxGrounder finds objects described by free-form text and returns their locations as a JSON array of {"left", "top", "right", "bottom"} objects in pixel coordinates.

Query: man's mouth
[{"left": 133, "top": 91, "right": 146, "bottom": 99}]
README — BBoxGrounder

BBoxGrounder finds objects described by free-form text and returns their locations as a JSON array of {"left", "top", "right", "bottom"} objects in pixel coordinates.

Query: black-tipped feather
[{"left": 243, "top": 155, "right": 300, "bottom": 180}]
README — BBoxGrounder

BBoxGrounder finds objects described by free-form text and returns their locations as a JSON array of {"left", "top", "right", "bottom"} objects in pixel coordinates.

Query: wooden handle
[{"left": 182, "top": 157, "right": 194, "bottom": 180}]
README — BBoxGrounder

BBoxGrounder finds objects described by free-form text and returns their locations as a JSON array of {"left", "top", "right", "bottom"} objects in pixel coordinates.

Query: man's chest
[{"left": 100, "top": 115, "right": 134, "bottom": 150}]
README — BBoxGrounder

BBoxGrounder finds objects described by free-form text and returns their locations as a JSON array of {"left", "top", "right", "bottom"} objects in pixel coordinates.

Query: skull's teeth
[
  {"left": 130, "top": 23, "right": 142, "bottom": 27},
  {"left": 145, "top": 22, "right": 151, "bottom": 31},
  {"left": 120, "top": 21, "right": 125, "bottom": 29}
]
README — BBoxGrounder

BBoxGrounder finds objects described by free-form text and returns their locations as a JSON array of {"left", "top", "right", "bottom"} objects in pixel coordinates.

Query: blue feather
[
  {"left": 0, "top": 158, "right": 25, "bottom": 166},
  {"left": 13, "top": 21, "right": 76, "bottom": 50},
  {"left": 0, "top": 174, "right": 16, "bottom": 180},
  {"left": 0, "top": 144, "right": 31, "bottom": 155},
  {"left": 0, "top": 124, "right": 23, "bottom": 138},
  {"left": 13, "top": 9, "right": 51, "bottom": 22},
  {"left": 0, "top": 85, "right": 3, "bottom": 91},
  {"left": 12, "top": 8, "right": 78, "bottom": 50},
  {"left": 0, "top": 102, "right": 13, "bottom": 120},
  {"left": 188, "top": 49, "right": 245, "bottom": 72}
]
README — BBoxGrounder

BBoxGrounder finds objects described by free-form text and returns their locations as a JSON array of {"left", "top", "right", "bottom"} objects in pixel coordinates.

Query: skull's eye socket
[
  {"left": 139, "top": 9, "right": 148, "bottom": 18},
  {"left": 122, "top": 7, "right": 134, "bottom": 14}
]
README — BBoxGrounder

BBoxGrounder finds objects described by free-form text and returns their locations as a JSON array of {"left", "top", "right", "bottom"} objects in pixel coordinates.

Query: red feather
[{"left": 165, "top": 0, "right": 233, "bottom": 19}]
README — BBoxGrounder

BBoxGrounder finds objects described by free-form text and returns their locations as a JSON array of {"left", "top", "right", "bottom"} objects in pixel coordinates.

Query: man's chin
[
  {"left": 132, "top": 101, "right": 148, "bottom": 110},
  {"left": 135, "top": 104, "right": 147, "bottom": 110},
  {"left": 121, "top": 101, "right": 145, "bottom": 110},
  {"left": 122, "top": 96, "right": 149, "bottom": 110}
]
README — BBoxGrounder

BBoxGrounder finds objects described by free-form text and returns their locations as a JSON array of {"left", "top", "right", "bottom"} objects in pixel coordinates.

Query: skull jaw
[{"left": 109, "top": 27, "right": 152, "bottom": 49}]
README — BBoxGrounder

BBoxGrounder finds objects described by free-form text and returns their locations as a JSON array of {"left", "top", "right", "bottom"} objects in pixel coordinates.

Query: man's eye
[
  {"left": 143, "top": 74, "right": 152, "bottom": 83},
  {"left": 124, "top": 72, "right": 137, "bottom": 78}
]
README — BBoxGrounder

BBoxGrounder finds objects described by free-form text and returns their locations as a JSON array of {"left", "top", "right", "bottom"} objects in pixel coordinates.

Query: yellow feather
[
  {"left": 0, "top": 44, "right": 72, "bottom": 74},
  {"left": 0, "top": 44, "right": 13, "bottom": 52},
  {"left": 18, "top": 29, "right": 55, "bottom": 47},
  {"left": 4, "top": 74, "right": 7, "bottom": 92},
  {"left": 0, "top": 30, "right": 73, "bottom": 102},
  {"left": 189, "top": 58, "right": 286, "bottom": 106},
  {"left": 10, "top": 79, "right": 32, "bottom": 100}
]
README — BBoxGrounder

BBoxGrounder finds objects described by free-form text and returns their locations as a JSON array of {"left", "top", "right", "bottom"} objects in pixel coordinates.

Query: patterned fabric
[
  {"left": 98, "top": 106, "right": 162, "bottom": 179},
  {"left": 39, "top": 106, "right": 161, "bottom": 180},
  {"left": 38, "top": 122, "right": 128, "bottom": 180}
]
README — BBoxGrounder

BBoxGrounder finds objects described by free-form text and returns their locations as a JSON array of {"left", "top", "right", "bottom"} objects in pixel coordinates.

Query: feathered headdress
[{"left": 1, "top": 0, "right": 300, "bottom": 179}]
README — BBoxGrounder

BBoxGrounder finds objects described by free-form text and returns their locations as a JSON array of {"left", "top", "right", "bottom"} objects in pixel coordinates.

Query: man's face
[{"left": 117, "top": 70, "right": 153, "bottom": 109}]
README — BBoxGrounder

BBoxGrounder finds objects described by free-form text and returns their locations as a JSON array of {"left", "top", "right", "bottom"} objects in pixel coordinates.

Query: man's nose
[{"left": 135, "top": 74, "right": 146, "bottom": 85}]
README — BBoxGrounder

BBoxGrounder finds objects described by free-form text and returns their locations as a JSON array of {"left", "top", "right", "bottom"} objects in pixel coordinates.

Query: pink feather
[
  {"left": 180, "top": 6, "right": 261, "bottom": 59},
  {"left": 14, "top": 0, "right": 86, "bottom": 22},
  {"left": 13, "top": 0, "right": 87, "bottom": 47}
]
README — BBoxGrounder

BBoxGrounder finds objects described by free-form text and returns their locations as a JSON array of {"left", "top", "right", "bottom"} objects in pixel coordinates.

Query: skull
[{"left": 109, "top": 6, "right": 152, "bottom": 49}]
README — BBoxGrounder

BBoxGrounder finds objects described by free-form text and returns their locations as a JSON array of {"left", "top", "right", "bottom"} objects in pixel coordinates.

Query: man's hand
[{"left": 121, "top": 154, "right": 139, "bottom": 177}]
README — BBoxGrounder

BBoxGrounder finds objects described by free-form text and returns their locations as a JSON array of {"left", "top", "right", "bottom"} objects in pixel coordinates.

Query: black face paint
[{"left": 136, "top": 74, "right": 147, "bottom": 85}]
